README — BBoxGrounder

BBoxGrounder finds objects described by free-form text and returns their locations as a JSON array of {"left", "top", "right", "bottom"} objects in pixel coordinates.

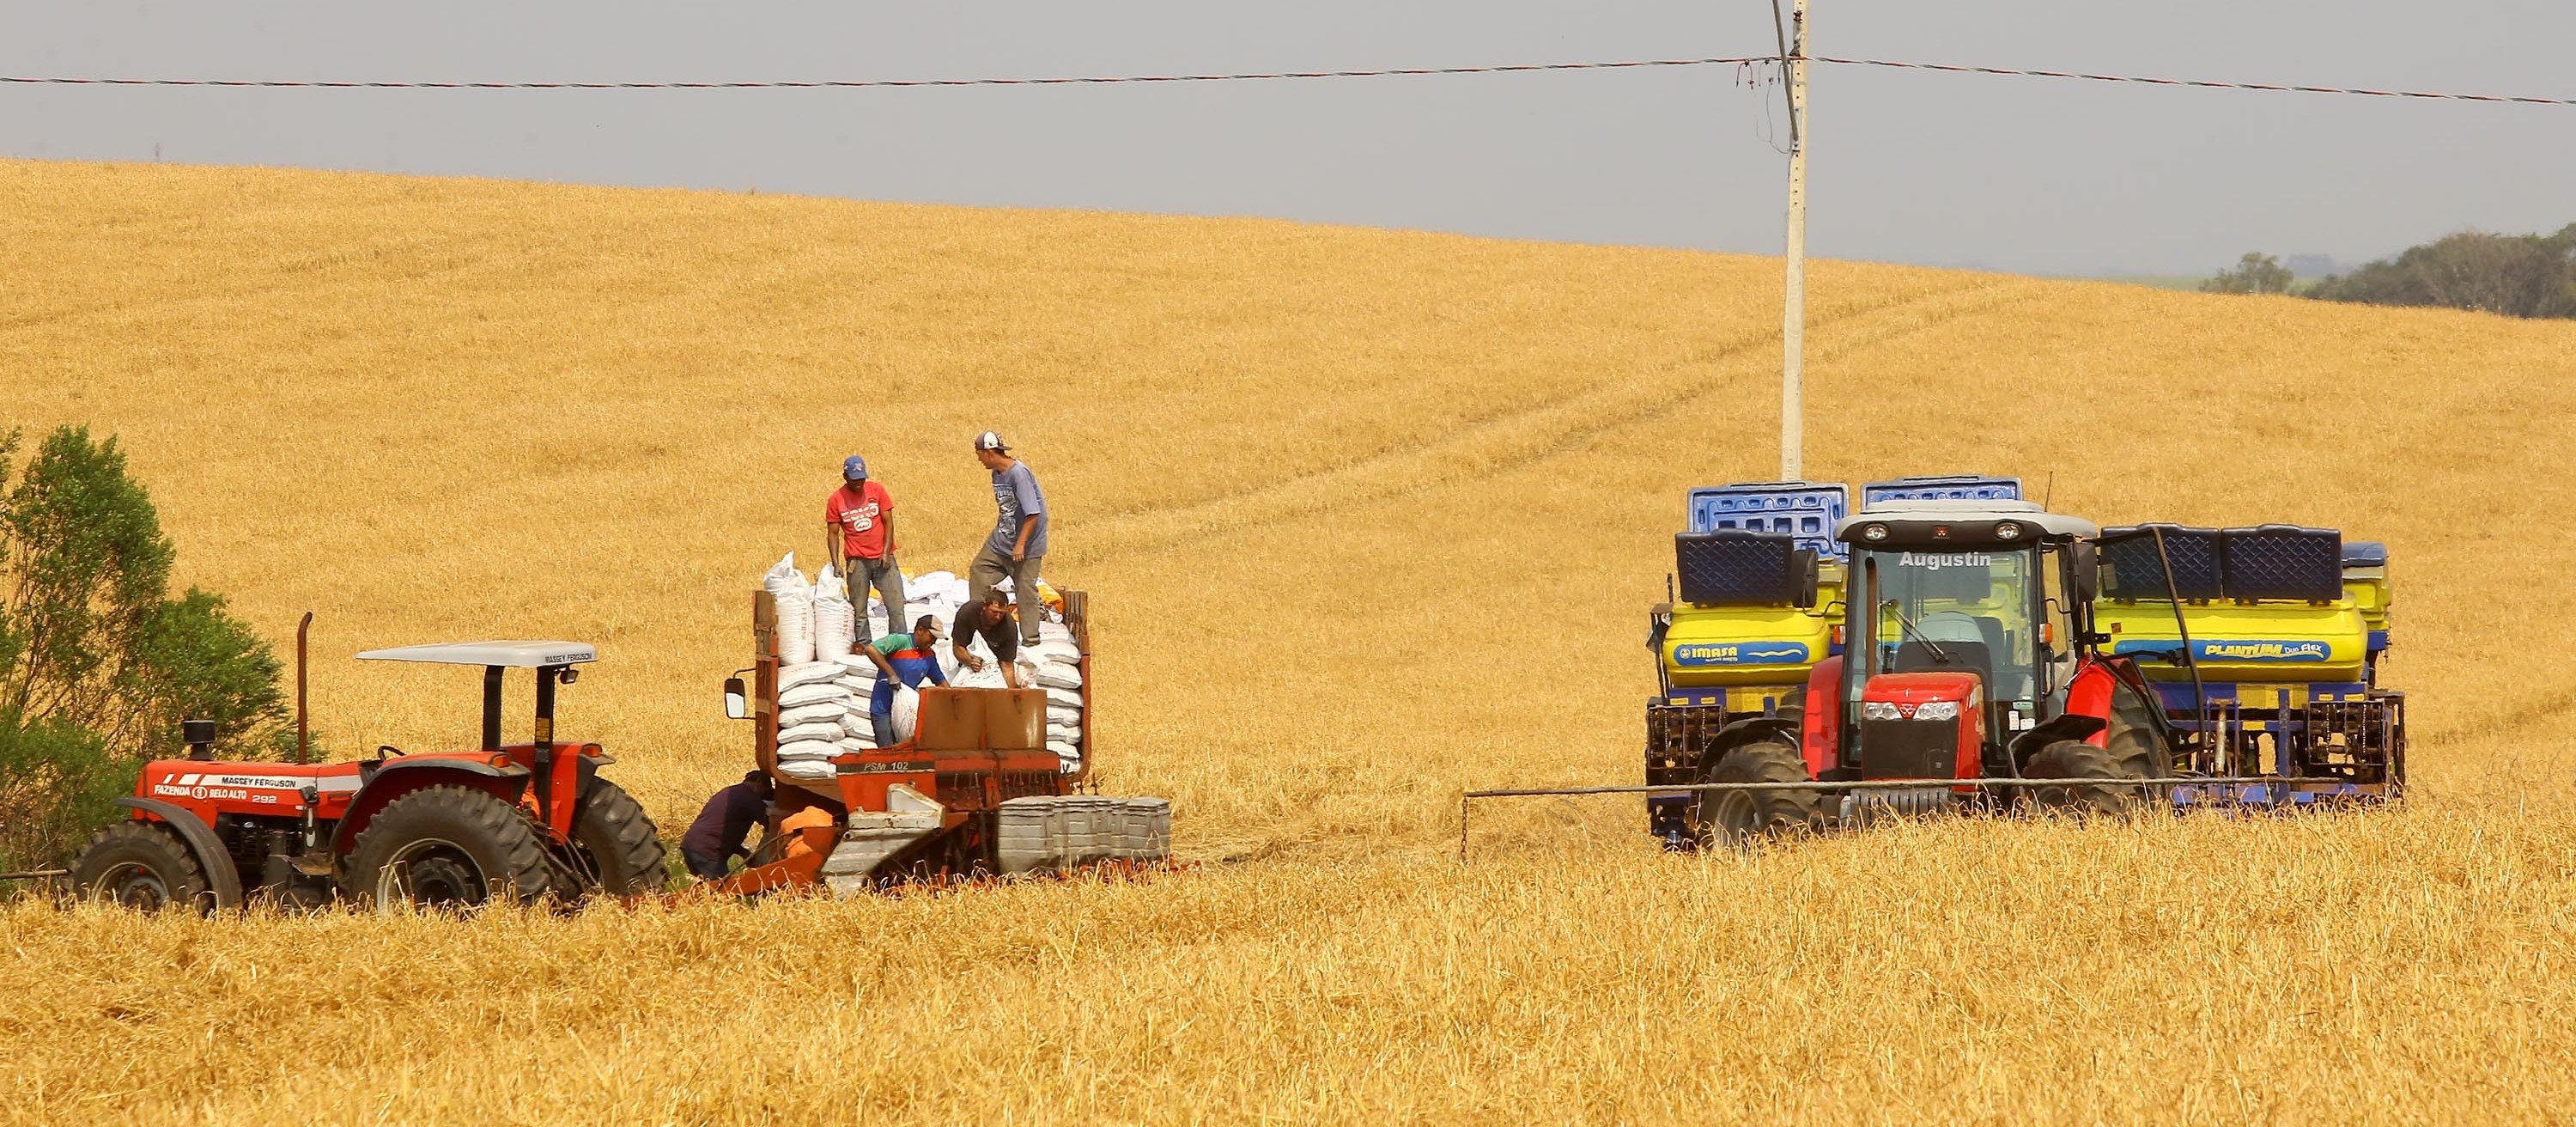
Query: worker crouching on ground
[
  {"left": 969, "top": 430, "right": 1048, "bottom": 648},
  {"left": 860, "top": 615, "right": 950, "bottom": 746},
  {"left": 827, "top": 454, "right": 904, "bottom": 633},
  {"left": 681, "top": 769, "right": 774, "bottom": 882},
  {"left": 951, "top": 588, "right": 1028, "bottom": 689}
]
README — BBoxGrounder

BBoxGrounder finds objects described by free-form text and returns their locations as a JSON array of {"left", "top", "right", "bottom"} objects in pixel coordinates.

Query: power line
[
  {"left": 3, "top": 56, "right": 2570, "bottom": 107},
  {"left": 0, "top": 58, "right": 1766, "bottom": 89},
  {"left": 1816, "top": 57, "right": 2576, "bottom": 107}
]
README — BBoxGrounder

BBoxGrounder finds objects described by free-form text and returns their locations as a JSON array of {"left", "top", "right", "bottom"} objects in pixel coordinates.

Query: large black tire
[
  {"left": 69, "top": 821, "right": 213, "bottom": 914},
  {"left": 2105, "top": 682, "right": 2171, "bottom": 780},
  {"left": 2025, "top": 740, "right": 2154, "bottom": 817},
  {"left": 562, "top": 778, "right": 670, "bottom": 897},
  {"left": 1692, "top": 740, "right": 1821, "bottom": 846},
  {"left": 345, "top": 784, "right": 554, "bottom": 912}
]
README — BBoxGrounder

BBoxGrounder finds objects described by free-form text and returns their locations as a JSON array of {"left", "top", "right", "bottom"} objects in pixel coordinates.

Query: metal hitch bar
[{"left": 1459, "top": 776, "right": 2363, "bottom": 860}]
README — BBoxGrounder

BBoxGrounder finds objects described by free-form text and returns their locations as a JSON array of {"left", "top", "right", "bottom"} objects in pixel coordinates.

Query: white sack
[
  {"left": 776, "top": 737, "right": 839, "bottom": 761},
  {"left": 779, "top": 661, "right": 840, "bottom": 690},
  {"left": 780, "top": 721, "right": 844, "bottom": 745},
  {"left": 773, "top": 591, "right": 816, "bottom": 665},
  {"left": 1044, "top": 686, "right": 1083, "bottom": 710},
  {"left": 763, "top": 552, "right": 810, "bottom": 596},
  {"left": 890, "top": 684, "right": 921, "bottom": 744},
  {"left": 780, "top": 702, "right": 844, "bottom": 728},
  {"left": 779, "top": 759, "right": 834, "bottom": 781},
  {"left": 839, "top": 712, "right": 878, "bottom": 740},
  {"left": 1027, "top": 639, "right": 1082, "bottom": 666},
  {"left": 1031, "top": 663, "right": 1082, "bottom": 691},
  {"left": 811, "top": 565, "right": 856, "bottom": 661},
  {"left": 950, "top": 664, "right": 1008, "bottom": 690},
  {"left": 779, "top": 681, "right": 850, "bottom": 709}
]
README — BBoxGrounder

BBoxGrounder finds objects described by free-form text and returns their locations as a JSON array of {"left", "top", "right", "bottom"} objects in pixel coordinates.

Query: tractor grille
[{"left": 1859, "top": 718, "right": 1959, "bottom": 780}]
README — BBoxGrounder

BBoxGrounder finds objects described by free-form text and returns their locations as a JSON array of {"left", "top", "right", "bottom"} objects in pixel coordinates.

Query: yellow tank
[
  {"left": 2094, "top": 597, "right": 2368, "bottom": 683},
  {"left": 1661, "top": 576, "right": 1840, "bottom": 689}
]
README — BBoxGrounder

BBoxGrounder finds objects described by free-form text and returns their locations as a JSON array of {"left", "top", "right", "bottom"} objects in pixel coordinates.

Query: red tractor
[
  {"left": 68, "top": 641, "right": 666, "bottom": 911},
  {"left": 1689, "top": 500, "right": 2174, "bottom": 841}
]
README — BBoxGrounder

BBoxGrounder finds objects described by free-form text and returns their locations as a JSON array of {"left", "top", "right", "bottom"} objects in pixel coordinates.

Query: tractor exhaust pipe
[{"left": 296, "top": 611, "right": 313, "bottom": 765}]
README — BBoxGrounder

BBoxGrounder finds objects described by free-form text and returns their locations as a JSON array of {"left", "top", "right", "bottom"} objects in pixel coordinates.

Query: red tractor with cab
[
  {"left": 1690, "top": 499, "right": 2172, "bottom": 841},
  {"left": 68, "top": 640, "right": 666, "bottom": 912}
]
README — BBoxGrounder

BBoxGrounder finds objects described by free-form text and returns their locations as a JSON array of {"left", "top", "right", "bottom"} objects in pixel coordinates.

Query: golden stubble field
[{"left": 3, "top": 159, "right": 2575, "bottom": 1124}]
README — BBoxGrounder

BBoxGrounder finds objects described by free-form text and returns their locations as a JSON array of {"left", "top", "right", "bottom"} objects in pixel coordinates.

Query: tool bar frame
[{"left": 1460, "top": 776, "right": 2369, "bottom": 859}]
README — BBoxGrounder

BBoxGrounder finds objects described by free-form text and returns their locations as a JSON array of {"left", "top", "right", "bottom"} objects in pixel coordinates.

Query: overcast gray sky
[{"left": 3, "top": 1, "right": 2570, "bottom": 276}]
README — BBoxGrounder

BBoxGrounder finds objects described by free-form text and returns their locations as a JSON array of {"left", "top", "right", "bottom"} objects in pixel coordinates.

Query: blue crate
[
  {"left": 1862, "top": 474, "right": 2024, "bottom": 508},
  {"left": 1686, "top": 481, "right": 1849, "bottom": 559}
]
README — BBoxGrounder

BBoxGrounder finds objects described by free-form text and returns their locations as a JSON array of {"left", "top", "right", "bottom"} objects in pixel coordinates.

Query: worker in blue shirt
[{"left": 856, "top": 615, "right": 949, "bottom": 746}]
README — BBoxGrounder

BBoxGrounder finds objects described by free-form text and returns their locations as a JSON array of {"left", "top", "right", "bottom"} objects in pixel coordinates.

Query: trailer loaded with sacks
[{"left": 715, "top": 584, "right": 1170, "bottom": 894}]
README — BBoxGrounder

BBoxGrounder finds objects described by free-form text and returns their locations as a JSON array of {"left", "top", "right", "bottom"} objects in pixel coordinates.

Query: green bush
[
  {"left": 0, "top": 709, "right": 140, "bottom": 872},
  {"left": 0, "top": 424, "right": 287, "bottom": 868}
]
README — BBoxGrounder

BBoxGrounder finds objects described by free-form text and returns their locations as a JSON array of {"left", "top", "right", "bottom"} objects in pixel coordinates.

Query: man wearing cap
[
  {"left": 969, "top": 431, "right": 1048, "bottom": 647},
  {"left": 825, "top": 455, "right": 903, "bottom": 635},
  {"left": 856, "top": 614, "right": 950, "bottom": 746}
]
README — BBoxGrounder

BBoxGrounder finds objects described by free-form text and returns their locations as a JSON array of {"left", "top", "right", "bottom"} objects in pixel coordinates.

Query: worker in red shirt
[{"left": 825, "top": 454, "right": 904, "bottom": 633}]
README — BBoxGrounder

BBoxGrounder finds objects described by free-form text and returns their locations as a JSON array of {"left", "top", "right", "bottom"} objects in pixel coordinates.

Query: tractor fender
[
  {"left": 2008, "top": 713, "right": 2110, "bottom": 770},
  {"left": 1703, "top": 715, "right": 1802, "bottom": 777},
  {"left": 113, "top": 797, "right": 245, "bottom": 911},
  {"left": 332, "top": 758, "right": 533, "bottom": 856}
]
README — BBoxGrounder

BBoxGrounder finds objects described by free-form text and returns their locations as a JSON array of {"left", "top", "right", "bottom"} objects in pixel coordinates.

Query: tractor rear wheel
[
  {"left": 2024, "top": 740, "right": 2154, "bottom": 817},
  {"left": 345, "top": 784, "right": 554, "bottom": 912},
  {"left": 2105, "top": 682, "right": 2171, "bottom": 779},
  {"left": 1692, "top": 740, "right": 1820, "bottom": 846},
  {"left": 562, "top": 778, "right": 669, "bottom": 897},
  {"left": 69, "top": 821, "right": 213, "bottom": 914}
]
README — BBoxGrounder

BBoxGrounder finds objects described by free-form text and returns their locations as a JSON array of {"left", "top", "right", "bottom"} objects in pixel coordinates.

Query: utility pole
[{"left": 1777, "top": 0, "right": 1810, "bottom": 481}]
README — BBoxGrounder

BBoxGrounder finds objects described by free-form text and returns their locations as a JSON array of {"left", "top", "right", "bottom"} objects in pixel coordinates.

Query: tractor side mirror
[
  {"left": 2069, "top": 541, "right": 2100, "bottom": 603},
  {"left": 1793, "top": 548, "right": 1820, "bottom": 609},
  {"left": 723, "top": 677, "right": 749, "bottom": 721}
]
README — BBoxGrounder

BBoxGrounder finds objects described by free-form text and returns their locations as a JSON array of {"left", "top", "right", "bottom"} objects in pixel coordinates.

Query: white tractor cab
[{"left": 1694, "top": 499, "right": 2174, "bottom": 840}]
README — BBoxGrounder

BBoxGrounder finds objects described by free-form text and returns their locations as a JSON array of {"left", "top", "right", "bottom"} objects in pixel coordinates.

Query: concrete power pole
[{"left": 1778, "top": 0, "right": 1810, "bottom": 481}]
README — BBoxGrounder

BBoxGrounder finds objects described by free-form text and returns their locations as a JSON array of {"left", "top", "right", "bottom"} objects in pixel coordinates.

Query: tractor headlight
[
  {"left": 1994, "top": 521, "right": 2025, "bottom": 541},
  {"left": 1862, "top": 701, "right": 1902, "bottom": 721},
  {"left": 1914, "top": 700, "right": 1962, "bottom": 721},
  {"left": 1861, "top": 523, "right": 1890, "bottom": 543}
]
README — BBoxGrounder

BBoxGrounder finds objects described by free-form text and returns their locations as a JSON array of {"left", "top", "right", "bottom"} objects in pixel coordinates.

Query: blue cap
[{"left": 841, "top": 455, "right": 867, "bottom": 479}]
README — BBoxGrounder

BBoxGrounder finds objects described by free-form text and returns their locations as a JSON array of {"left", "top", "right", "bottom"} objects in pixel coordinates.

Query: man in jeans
[
  {"left": 969, "top": 430, "right": 1049, "bottom": 646},
  {"left": 824, "top": 454, "right": 903, "bottom": 634}
]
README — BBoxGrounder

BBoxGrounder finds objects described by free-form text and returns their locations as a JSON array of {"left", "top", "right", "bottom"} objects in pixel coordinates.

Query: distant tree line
[{"left": 2203, "top": 224, "right": 2576, "bottom": 319}]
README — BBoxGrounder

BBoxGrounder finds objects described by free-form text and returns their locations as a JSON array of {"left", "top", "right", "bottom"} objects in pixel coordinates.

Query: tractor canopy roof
[
  {"left": 1836, "top": 500, "right": 2099, "bottom": 548},
  {"left": 355, "top": 641, "right": 598, "bottom": 667}
]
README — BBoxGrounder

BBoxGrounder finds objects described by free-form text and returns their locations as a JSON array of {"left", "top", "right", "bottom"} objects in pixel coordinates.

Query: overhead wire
[{"left": 0, "top": 56, "right": 2569, "bottom": 107}]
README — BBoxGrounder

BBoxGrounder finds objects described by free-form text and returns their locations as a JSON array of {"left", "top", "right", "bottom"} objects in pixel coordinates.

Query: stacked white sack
[
  {"left": 766, "top": 553, "right": 817, "bottom": 665},
  {"left": 1026, "top": 622, "right": 1086, "bottom": 770},
  {"left": 774, "top": 559, "right": 1086, "bottom": 773},
  {"left": 811, "top": 564, "right": 856, "bottom": 661},
  {"left": 774, "top": 660, "right": 850, "bottom": 779}
]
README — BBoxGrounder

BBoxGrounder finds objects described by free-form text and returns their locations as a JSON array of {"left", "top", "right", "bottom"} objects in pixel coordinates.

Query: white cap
[{"left": 974, "top": 430, "right": 1011, "bottom": 454}]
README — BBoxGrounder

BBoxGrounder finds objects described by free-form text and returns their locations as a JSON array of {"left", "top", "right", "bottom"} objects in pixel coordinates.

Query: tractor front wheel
[
  {"left": 1692, "top": 740, "right": 1821, "bottom": 846},
  {"left": 69, "top": 821, "right": 213, "bottom": 913},
  {"left": 562, "top": 778, "right": 670, "bottom": 897},
  {"left": 2025, "top": 740, "right": 2154, "bottom": 817},
  {"left": 345, "top": 784, "right": 554, "bottom": 912}
]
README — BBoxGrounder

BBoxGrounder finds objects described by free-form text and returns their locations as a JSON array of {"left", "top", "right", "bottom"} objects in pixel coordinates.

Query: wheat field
[{"left": 3, "top": 158, "right": 2574, "bottom": 1124}]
